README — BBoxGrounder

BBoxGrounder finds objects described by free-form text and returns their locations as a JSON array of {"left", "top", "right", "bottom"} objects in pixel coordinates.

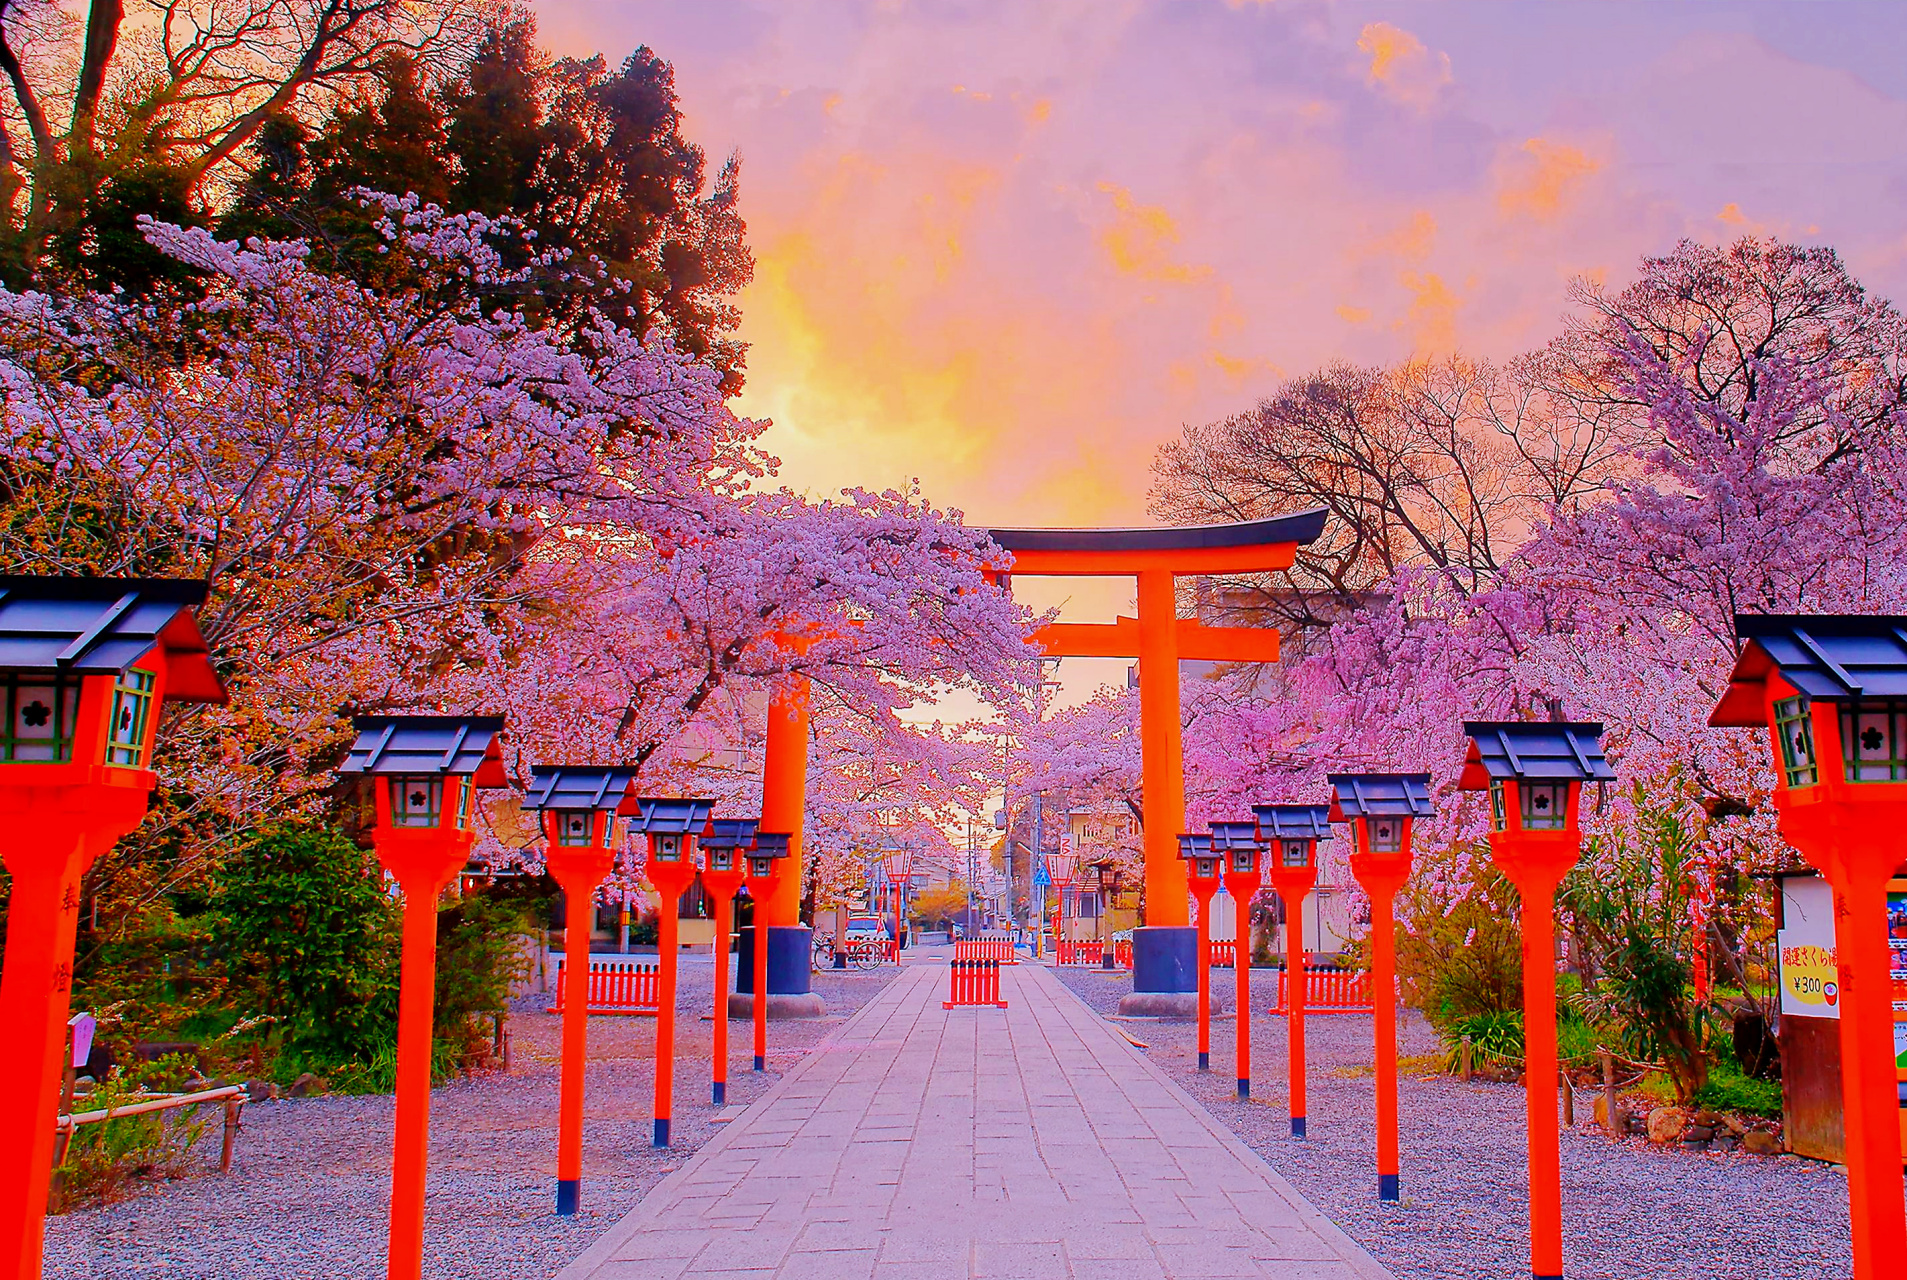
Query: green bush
[
  {"left": 1440, "top": 1010, "right": 1523, "bottom": 1071},
  {"left": 1694, "top": 1066, "right": 1783, "bottom": 1118}
]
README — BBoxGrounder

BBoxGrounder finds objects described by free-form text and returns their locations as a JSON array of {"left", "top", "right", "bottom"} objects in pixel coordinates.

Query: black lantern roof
[
  {"left": 1326, "top": 773, "right": 1435, "bottom": 822},
  {"left": 343, "top": 716, "right": 507, "bottom": 786},
  {"left": 627, "top": 797, "right": 716, "bottom": 834},
  {"left": 1711, "top": 614, "right": 1907, "bottom": 727},
  {"left": 521, "top": 765, "right": 640, "bottom": 812},
  {"left": 700, "top": 817, "right": 760, "bottom": 850},
  {"left": 1252, "top": 804, "right": 1333, "bottom": 842},
  {"left": 1176, "top": 832, "right": 1212, "bottom": 858},
  {"left": 751, "top": 831, "right": 793, "bottom": 858},
  {"left": 1208, "top": 820, "right": 1262, "bottom": 851},
  {"left": 0, "top": 576, "right": 225, "bottom": 703},
  {"left": 1458, "top": 722, "right": 1615, "bottom": 789}
]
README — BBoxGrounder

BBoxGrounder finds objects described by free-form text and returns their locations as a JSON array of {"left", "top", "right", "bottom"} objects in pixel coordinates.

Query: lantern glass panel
[
  {"left": 390, "top": 776, "right": 443, "bottom": 827},
  {"left": 707, "top": 847, "right": 735, "bottom": 873},
  {"left": 1520, "top": 781, "right": 1570, "bottom": 830},
  {"left": 1773, "top": 696, "right": 1818, "bottom": 787},
  {"left": 1, "top": 673, "right": 80, "bottom": 762},
  {"left": 748, "top": 855, "right": 774, "bottom": 877},
  {"left": 1195, "top": 856, "right": 1219, "bottom": 880},
  {"left": 1229, "top": 846, "right": 1255, "bottom": 875},
  {"left": 1366, "top": 817, "right": 1403, "bottom": 853},
  {"left": 652, "top": 832, "right": 684, "bottom": 863},
  {"left": 104, "top": 668, "right": 154, "bottom": 767},
  {"left": 1840, "top": 700, "right": 1907, "bottom": 783},
  {"left": 555, "top": 810, "right": 594, "bottom": 846},
  {"left": 1488, "top": 778, "right": 1507, "bottom": 832},
  {"left": 1281, "top": 839, "right": 1310, "bottom": 869}
]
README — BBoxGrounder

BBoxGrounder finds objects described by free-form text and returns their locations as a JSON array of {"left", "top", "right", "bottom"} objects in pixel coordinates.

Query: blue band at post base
[
  {"left": 555, "top": 1179, "right": 579, "bottom": 1215},
  {"left": 1378, "top": 1173, "right": 1399, "bottom": 1200},
  {"left": 1237, "top": 1079, "right": 1250, "bottom": 1099},
  {"left": 1291, "top": 1116, "right": 1306, "bottom": 1138},
  {"left": 653, "top": 1118, "right": 670, "bottom": 1147},
  {"left": 1198, "top": 1051, "right": 1209, "bottom": 1070},
  {"left": 754, "top": 1055, "right": 766, "bottom": 1071},
  {"left": 712, "top": 1081, "right": 725, "bottom": 1105}
]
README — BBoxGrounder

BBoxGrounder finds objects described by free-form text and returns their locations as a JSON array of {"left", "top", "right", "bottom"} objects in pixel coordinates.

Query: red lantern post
[
  {"left": 627, "top": 797, "right": 715, "bottom": 1147},
  {"left": 1177, "top": 835, "right": 1221, "bottom": 1072},
  {"left": 521, "top": 765, "right": 639, "bottom": 1215},
  {"left": 1256, "top": 804, "right": 1330, "bottom": 1139},
  {"left": 698, "top": 819, "right": 757, "bottom": 1102},
  {"left": 1710, "top": 615, "right": 1907, "bottom": 1280},
  {"left": 0, "top": 579, "right": 224, "bottom": 1280},
  {"left": 744, "top": 833, "right": 794, "bottom": 1071},
  {"left": 344, "top": 715, "right": 507, "bottom": 1280},
  {"left": 1329, "top": 773, "right": 1434, "bottom": 1201},
  {"left": 880, "top": 847, "right": 916, "bottom": 960},
  {"left": 1460, "top": 723, "right": 1614, "bottom": 1280},
  {"left": 1212, "top": 821, "right": 1264, "bottom": 1100}
]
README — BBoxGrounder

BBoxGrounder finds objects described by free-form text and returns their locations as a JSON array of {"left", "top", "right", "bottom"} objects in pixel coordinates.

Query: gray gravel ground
[
  {"left": 1054, "top": 964, "right": 1856, "bottom": 1280},
  {"left": 43, "top": 959, "right": 897, "bottom": 1280}
]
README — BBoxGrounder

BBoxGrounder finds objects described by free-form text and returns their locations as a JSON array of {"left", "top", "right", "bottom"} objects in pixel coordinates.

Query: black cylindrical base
[
  {"left": 754, "top": 1054, "right": 766, "bottom": 1071},
  {"left": 1198, "top": 1051, "right": 1209, "bottom": 1070},
  {"left": 1378, "top": 1173, "right": 1399, "bottom": 1201},
  {"left": 712, "top": 1080, "right": 725, "bottom": 1105},
  {"left": 1237, "top": 1078, "right": 1249, "bottom": 1100},
  {"left": 653, "top": 1118, "right": 670, "bottom": 1148},
  {"left": 1132, "top": 926, "right": 1198, "bottom": 994},
  {"left": 737, "top": 925, "right": 813, "bottom": 995},
  {"left": 1291, "top": 1116, "right": 1306, "bottom": 1138},
  {"left": 556, "top": 1178, "right": 579, "bottom": 1215}
]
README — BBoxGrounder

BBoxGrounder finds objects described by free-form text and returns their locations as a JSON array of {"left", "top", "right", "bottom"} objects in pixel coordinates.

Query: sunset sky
[{"left": 539, "top": 0, "right": 1907, "bottom": 529}]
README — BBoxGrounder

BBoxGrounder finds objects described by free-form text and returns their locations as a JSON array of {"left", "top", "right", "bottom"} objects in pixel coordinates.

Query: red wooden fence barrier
[
  {"left": 1053, "top": 939, "right": 1101, "bottom": 966},
  {"left": 944, "top": 959, "right": 1008, "bottom": 1008},
  {"left": 955, "top": 938, "right": 1017, "bottom": 963},
  {"left": 1273, "top": 967, "right": 1373, "bottom": 1014},
  {"left": 548, "top": 959, "right": 661, "bottom": 1015},
  {"left": 1209, "top": 940, "right": 1237, "bottom": 968}
]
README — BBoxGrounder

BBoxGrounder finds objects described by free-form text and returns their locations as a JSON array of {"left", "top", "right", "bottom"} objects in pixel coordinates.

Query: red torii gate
[
  {"left": 738, "top": 511, "right": 1326, "bottom": 1019},
  {"left": 986, "top": 511, "right": 1326, "bottom": 1014}
]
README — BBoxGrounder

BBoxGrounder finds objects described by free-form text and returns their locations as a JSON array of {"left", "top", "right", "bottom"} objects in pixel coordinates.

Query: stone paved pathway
[{"left": 556, "top": 962, "right": 1393, "bottom": 1280}]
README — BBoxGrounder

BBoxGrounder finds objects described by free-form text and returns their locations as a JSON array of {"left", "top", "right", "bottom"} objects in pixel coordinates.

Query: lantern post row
[
  {"left": 341, "top": 716, "right": 508, "bottom": 1280},
  {"left": 1327, "top": 773, "right": 1434, "bottom": 1202},
  {"left": 1459, "top": 723, "right": 1614, "bottom": 1280},
  {"left": 745, "top": 833, "right": 794, "bottom": 1071},
  {"left": 626, "top": 797, "right": 715, "bottom": 1147},
  {"left": 1176, "top": 835, "right": 1221, "bottom": 1073},
  {"left": 1255, "top": 804, "right": 1329, "bottom": 1140},
  {"left": 1710, "top": 615, "right": 1907, "bottom": 1280},
  {"left": 699, "top": 819, "right": 758, "bottom": 1102},
  {"left": 1210, "top": 822, "right": 1263, "bottom": 1101},
  {"left": 0, "top": 578, "right": 226, "bottom": 1280}
]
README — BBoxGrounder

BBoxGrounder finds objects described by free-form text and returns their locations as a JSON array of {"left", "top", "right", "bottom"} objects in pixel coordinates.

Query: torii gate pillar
[{"left": 988, "top": 511, "right": 1326, "bottom": 1016}]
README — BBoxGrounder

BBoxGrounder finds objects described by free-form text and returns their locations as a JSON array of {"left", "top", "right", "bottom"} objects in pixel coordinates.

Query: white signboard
[{"left": 1778, "top": 873, "right": 1840, "bottom": 1020}]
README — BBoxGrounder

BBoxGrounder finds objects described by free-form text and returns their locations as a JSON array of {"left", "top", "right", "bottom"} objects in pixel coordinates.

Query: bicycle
[{"left": 810, "top": 931, "right": 836, "bottom": 971}]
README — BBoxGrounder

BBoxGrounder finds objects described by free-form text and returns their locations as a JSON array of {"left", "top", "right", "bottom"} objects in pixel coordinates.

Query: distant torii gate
[
  {"left": 737, "top": 511, "right": 1327, "bottom": 1019},
  {"left": 988, "top": 511, "right": 1327, "bottom": 1014}
]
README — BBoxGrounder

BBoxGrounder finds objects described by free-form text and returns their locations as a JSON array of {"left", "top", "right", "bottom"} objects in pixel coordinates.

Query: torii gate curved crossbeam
[{"left": 986, "top": 510, "right": 1327, "bottom": 1015}]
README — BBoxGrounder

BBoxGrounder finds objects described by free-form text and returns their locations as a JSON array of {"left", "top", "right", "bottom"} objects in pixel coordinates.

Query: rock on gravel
[
  {"left": 1055, "top": 965, "right": 1856, "bottom": 1280},
  {"left": 43, "top": 961, "right": 897, "bottom": 1280}
]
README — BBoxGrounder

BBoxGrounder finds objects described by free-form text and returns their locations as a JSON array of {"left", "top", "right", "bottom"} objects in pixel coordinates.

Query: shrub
[
  {"left": 54, "top": 1055, "right": 213, "bottom": 1210},
  {"left": 1396, "top": 839, "right": 1523, "bottom": 1023}
]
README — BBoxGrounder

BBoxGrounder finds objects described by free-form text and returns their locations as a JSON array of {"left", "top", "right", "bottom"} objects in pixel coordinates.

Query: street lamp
[
  {"left": 744, "top": 832, "right": 794, "bottom": 1072},
  {"left": 342, "top": 714, "right": 506, "bottom": 1279},
  {"left": 1178, "top": 834, "right": 1221, "bottom": 1072},
  {"left": 1253, "top": 803, "right": 1331, "bottom": 1139},
  {"left": 0, "top": 577, "right": 224, "bottom": 1280},
  {"left": 1044, "top": 844, "right": 1080, "bottom": 955},
  {"left": 627, "top": 796, "right": 715, "bottom": 1147},
  {"left": 1709, "top": 615, "right": 1907, "bottom": 1280},
  {"left": 1459, "top": 721, "right": 1613, "bottom": 1280},
  {"left": 698, "top": 817, "right": 758, "bottom": 1103},
  {"left": 1211, "top": 819, "right": 1264, "bottom": 1101},
  {"left": 1328, "top": 772, "right": 1434, "bottom": 1201},
  {"left": 521, "top": 764, "right": 639, "bottom": 1215},
  {"left": 880, "top": 847, "right": 916, "bottom": 957}
]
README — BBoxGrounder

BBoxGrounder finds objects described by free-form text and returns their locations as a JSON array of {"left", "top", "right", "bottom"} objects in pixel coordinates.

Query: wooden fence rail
[
  {"left": 944, "top": 959, "right": 1008, "bottom": 1008},
  {"left": 548, "top": 959, "right": 662, "bottom": 1015}
]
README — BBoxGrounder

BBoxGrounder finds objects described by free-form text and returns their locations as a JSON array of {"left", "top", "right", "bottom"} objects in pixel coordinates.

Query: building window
[
  {"left": 104, "top": 668, "right": 155, "bottom": 767},
  {"left": 1841, "top": 700, "right": 1907, "bottom": 783},
  {"left": 2, "top": 674, "right": 80, "bottom": 763},
  {"left": 1774, "top": 697, "right": 1818, "bottom": 787}
]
